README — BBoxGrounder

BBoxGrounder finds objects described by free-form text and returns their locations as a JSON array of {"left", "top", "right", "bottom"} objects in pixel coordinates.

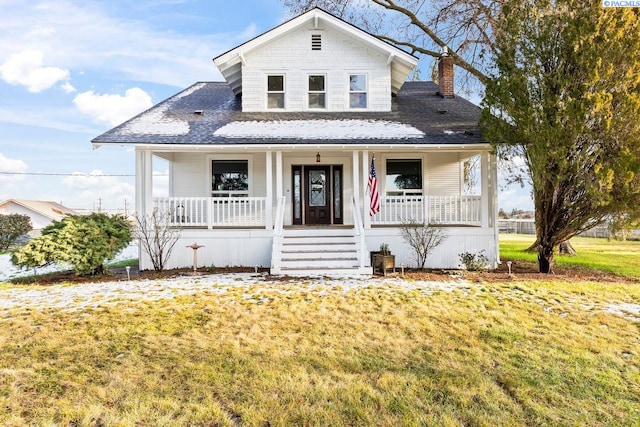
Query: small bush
[
  {"left": 400, "top": 219, "right": 446, "bottom": 269},
  {"left": 459, "top": 251, "right": 490, "bottom": 271}
]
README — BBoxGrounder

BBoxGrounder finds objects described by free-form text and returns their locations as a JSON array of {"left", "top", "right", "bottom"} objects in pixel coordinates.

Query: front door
[
  {"left": 292, "top": 165, "right": 343, "bottom": 225},
  {"left": 305, "top": 166, "right": 331, "bottom": 224}
]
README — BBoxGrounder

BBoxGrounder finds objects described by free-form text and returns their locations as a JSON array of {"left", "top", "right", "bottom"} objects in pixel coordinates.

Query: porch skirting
[{"left": 137, "top": 226, "right": 498, "bottom": 272}]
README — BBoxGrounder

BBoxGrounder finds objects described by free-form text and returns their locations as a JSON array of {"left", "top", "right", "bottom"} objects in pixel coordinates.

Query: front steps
[{"left": 270, "top": 227, "right": 373, "bottom": 276}]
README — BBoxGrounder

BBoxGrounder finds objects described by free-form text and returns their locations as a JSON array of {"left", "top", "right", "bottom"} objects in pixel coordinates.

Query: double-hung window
[
  {"left": 212, "top": 160, "right": 249, "bottom": 197},
  {"left": 267, "top": 75, "right": 285, "bottom": 109},
  {"left": 385, "top": 159, "right": 422, "bottom": 196},
  {"left": 349, "top": 74, "right": 367, "bottom": 109},
  {"left": 308, "top": 75, "right": 326, "bottom": 109}
]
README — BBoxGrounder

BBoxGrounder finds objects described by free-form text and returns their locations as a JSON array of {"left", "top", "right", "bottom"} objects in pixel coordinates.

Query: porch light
[{"left": 316, "top": 152, "right": 321, "bottom": 163}]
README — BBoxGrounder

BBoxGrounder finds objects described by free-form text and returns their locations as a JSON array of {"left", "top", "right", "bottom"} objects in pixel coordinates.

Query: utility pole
[
  {"left": 98, "top": 197, "right": 102, "bottom": 213},
  {"left": 124, "top": 198, "right": 128, "bottom": 216}
]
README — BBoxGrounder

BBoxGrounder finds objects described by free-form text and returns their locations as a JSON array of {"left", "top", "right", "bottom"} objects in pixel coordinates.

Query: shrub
[
  {"left": 133, "top": 209, "right": 181, "bottom": 272},
  {"left": 459, "top": 251, "right": 490, "bottom": 271},
  {"left": 0, "top": 213, "right": 32, "bottom": 251},
  {"left": 400, "top": 219, "right": 446, "bottom": 269},
  {"left": 11, "top": 213, "right": 131, "bottom": 275}
]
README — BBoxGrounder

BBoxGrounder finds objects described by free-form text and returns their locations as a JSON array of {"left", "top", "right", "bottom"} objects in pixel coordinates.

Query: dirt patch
[{"left": 8, "top": 258, "right": 638, "bottom": 286}]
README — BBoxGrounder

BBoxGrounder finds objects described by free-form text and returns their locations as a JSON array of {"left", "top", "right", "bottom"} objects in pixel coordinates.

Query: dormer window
[
  {"left": 267, "top": 75, "right": 285, "bottom": 109},
  {"left": 308, "top": 75, "right": 326, "bottom": 109},
  {"left": 349, "top": 74, "right": 367, "bottom": 109}
]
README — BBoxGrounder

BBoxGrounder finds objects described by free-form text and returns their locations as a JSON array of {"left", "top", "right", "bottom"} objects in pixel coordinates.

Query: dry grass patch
[{"left": 0, "top": 280, "right": 639, "bottom": 426}]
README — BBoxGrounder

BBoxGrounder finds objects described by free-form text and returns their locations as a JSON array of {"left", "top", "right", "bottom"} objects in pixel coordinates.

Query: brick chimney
[{"left": 437, "top": 50, "right": 455, "bottom": 98}]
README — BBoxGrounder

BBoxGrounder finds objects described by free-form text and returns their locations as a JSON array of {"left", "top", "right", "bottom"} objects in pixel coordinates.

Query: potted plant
[{"left": 373, "top": 243, "right": 395, "bottom": 275}]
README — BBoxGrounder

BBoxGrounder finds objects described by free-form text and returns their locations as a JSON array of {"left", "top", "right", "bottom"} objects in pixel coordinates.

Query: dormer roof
[{"left": 213, "top": 7, "right": 418, "bottom": 96}]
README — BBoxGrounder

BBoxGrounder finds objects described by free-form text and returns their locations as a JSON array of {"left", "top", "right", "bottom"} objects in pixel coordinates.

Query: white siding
[
  {"left": 426, "top": 153, "right": 462, "bottom": 196},
  {"left": 169, "top": 153, "right": 267, "bottom": 197},
  {"left": 242, "top": 23, "right": 391, "bottom": 112},
  {"left": 170, "top": 153, "right": 208, "bottom": 197}
]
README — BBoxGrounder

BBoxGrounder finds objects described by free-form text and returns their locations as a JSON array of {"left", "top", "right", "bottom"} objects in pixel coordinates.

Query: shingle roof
[
  {"left": 92, "top": 81, "right": 485, "bottom": 147},
  {"left": 0, "top": 199, "right": 79, "bottom": 221}
]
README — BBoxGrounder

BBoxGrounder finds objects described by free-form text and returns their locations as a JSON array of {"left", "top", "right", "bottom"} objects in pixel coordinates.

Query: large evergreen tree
[{"left": 481, "top": 1, "right": 640, "bottom": 272}]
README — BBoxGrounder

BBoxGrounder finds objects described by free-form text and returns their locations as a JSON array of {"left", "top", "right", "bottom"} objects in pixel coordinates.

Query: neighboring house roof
[
  {"left": 0, "top": 199, "right": 79, "bottom": 223},
  {"left": 92, "top": 81, "right": 485, "bottom": 147},
  {"left": 214, "top": 7, "right": 418, "bottom": 96}
]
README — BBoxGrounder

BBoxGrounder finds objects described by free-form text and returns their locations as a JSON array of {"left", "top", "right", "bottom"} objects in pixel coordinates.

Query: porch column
[
  {"left": 362, "top": 150, "right": 371, "bottom": 229},
  {"left": 352, "top": 151, "right": 359, "bottom": 218},
  {"left": 480, "top": 150, "right": 490, "bottom": 228},
  {"left": 135, "top": 149, "right": 153, "bottom": 217},
  {"left": 490, "top": 152, "right": 500, "bottom": 262},
  {"left": 275, "top": 150, "right": 283, "bottom": 201},
  {"left": 265, "top": 151, "right": 273, "bottom": 229}
]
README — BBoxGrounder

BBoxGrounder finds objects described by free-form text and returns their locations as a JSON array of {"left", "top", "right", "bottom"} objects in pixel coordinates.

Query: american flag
[{"left": 367, "top": 156, "right": 381, "bottom": 216}]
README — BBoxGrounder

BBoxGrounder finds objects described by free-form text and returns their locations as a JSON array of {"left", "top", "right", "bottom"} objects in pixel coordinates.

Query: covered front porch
[{"left": 134, "top": 146, "right": 498, "bottom": 272}]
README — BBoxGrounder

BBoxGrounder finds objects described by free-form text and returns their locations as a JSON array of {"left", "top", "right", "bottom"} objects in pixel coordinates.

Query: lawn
[
  {"left": 1, "top": 277, "right": 639, "bottom": 426},
  {"left": 500, "top": 233, "right": 640, "bottom": 280}
]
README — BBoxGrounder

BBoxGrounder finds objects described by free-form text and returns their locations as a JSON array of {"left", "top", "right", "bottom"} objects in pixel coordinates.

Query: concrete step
[
  {"left": 281, "top": 250, "right": 357, "bottom": 260},
  {"left": 272, "top": 227, "right": 370, "bottom": 276},
  {"left": 271, "top": 266, "right": 374, "bottom": 276}
]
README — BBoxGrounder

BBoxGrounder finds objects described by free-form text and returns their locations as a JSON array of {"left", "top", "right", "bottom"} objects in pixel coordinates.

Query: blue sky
[{"left": 0, "top": 0, "right": 533, "bottom": 212}]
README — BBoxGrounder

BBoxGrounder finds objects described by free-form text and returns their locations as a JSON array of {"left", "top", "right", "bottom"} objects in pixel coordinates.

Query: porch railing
[
  {"left": 154, "top": 194, "right": 481, "bottom": 228},
  {"left": 372, "top": 195, "right": 481, "bottom": 225},
  {"left": 154, "top": 197, "right": 268, "bottom": 228}
]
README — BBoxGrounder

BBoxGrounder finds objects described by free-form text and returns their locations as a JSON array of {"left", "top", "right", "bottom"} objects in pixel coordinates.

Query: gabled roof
[
  {"left": 0, "top": 199, "right": 79, "bottom": 221},
  {"left": 92, "top": 81, "right": 485, "bottom": 147},
  {"left": 213, "top": 7, "right": 418, "bottom": 96}
]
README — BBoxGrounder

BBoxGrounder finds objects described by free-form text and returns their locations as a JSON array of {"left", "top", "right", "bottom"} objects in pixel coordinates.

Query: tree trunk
[
  {"left": 558, "top": 240, "right": 577, "bottom": 256},
  {"left": 528, "top": 239, "right": 577, "bottom": 256},
  {"left": 538, "top": 245, "right": 554, "bottom": 274},
  {"left": 525, "top": 239, "right": 540, "bottom": 253}
]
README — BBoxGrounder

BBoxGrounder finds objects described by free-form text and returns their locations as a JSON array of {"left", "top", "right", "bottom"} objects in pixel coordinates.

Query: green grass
[
  {"left": 0, "top": 280, "right": 639, "bottom": 426},
  {"left": 105, "top": 258, "right": 138, "bottom": 268},
  {"left": 500, "top": 234, "right": 640, "bottom": 279}
]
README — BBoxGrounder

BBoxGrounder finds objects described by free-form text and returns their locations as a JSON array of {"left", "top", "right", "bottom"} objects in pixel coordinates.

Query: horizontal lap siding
[
  {"left": 171, "top": 153, "right": 208, "bottom": 197},
  {"left": 243, "top": 23, "right": 391, "bottom": 112},
  {"left": 426, "top": 153, "right": 462, "bottom": 196},
  {"left": 170, "top": 153, "right": 267, "bottom": 198}
]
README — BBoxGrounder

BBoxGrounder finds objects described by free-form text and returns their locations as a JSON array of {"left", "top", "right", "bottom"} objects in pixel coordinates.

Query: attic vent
[{"left": 311, "top": 34, "right": 322, "bottom": 51}]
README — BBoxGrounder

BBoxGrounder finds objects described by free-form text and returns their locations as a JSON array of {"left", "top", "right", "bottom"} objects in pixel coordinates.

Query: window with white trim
[
  {"left": 385, "top": 159, "right": 422, "bottom": 196},
  {"left": 211, "top": 160, "right": 249, "bottom": 197},
  {"left": 267, "top": 75, "right": 285, "bottom": 109},
  {"left": 308, "top": 75, "right": 326, "bottom": 109},
  {"left": 349, "top": 74, "right": 367, "bottom": 109}
]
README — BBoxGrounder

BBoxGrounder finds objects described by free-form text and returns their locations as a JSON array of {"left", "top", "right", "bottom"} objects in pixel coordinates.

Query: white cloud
[
  {"left": 73, "top": 88, "right": 153, "bottom": 126},
  {"left": 62, "top": 170, "right": 135, "bottom": 209},
  {"left": 498, "top": 185, "right": 534, "bottom": 212},
  {"left": 0, "top": 1, "right": 255, "bottom": 88},
  {"left": 0, "top": 152, "right": 29, "bottom": 200},
  {"left": 0, "top": 49, "right": 71, "bottom": 92},
  {"left": 153, "top": 169, "right": 169, "bottom": 197},
  {"left": 0, "top": 152, "right": 28, "bottom": 175}
]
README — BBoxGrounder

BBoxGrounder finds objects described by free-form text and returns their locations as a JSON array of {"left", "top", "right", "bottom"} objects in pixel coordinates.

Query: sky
[{"left": 0, "top": 0, "right": 533, "bottom": 213}]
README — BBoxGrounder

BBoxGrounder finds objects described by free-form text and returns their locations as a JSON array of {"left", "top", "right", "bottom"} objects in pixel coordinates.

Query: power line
[{"left": 0, "top": 171, "right": 168, "bottom": 177}]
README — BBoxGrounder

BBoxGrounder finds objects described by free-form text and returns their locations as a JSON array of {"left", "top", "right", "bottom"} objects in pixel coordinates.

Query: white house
[
  {"left": 0, "top": 199, "right": 79, "bottom": 236},
  {"left": 92, "top": 8, "right": 499, "bottom": 275}
]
